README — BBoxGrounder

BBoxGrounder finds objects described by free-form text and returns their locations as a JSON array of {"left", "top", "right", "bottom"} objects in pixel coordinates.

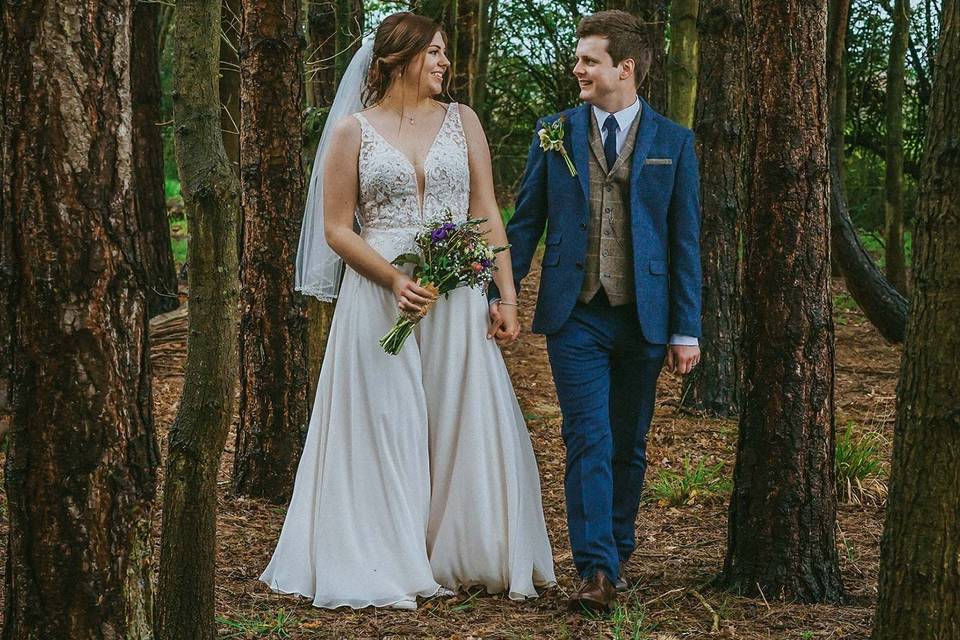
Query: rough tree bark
[
  {"left": 872, "top": 1, "right": 960, "bottom": 636},
  {"left": 133, "top": 0, "right": 180, "bottom": 317},
  {"left": 667, "top": 0, "right": 699, "bottom": 127},
  {"left": 719, "top": 0, "right": 845, "bottom": 603},
  {"left": 827, "top": 0, "right": 849, "bottom": 185},
  {"left": 234, "top": 0, "right": 309, "bottom": 502},
  {"left": 606, "top": 0, "right": 667, "bottom": 111},
  {"left": 220, "top": 0, "right": 241, "bottom": 173},
  {"left": 681, "top": 0, "right": 744, "bottom": 417},
  {"left": 0, "top": 0, "right": 159, "bottom": 637},
  {"left": 883, "top": 0, "right": 910, "bottom": 295},
  {"left": 305, "top": 0, "right": 337, "bottom": 107},
  {"left": 333, "top": 0, "right": 364, "bottom": 79},
  {"left": 155, "top": 0, "right": 241, "bottom": 635},
  {"left": 826, "top": 0, "right": 908, "bottom": 344}
]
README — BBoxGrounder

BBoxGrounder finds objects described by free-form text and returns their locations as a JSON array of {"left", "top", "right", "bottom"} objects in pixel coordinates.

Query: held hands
[
  {"left": 487, "top": 301, "right": 521, "bottom": 346},
  {"left": 665, "top": 345, "right": 701, "bottom": 376},
  {"left": 392, "top": 273, "right": 436, "bottom": 315}
]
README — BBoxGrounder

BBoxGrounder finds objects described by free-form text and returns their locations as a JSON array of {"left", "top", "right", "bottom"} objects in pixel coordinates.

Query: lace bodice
[{"left": 353, "top": 103, "right": 470, "bottom": 257}]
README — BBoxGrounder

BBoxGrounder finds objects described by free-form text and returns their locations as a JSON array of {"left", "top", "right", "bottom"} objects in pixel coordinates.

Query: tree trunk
[
  {"left": 667, "top": 0, "right": 699, "bottom": 127},
  {"left": 606, "top": 0, "right": 667, "bottom": 111},
  {"left": 826, "top": 0, "right": 907, "bottom": 343},
  {"left": 334, "top": 0, "right": 364, "bottom": 80},
  {"left": 234, "top": 0, "right": 309, "bottom": 502},
  {"left": 305, "top": 0, "right": 337, "bottom": 107},
  {"left": 220, "top": 0, "right": 241, "bottom": 173},
  {"left": 155, "top": 0, "right": 241, "bottom": 635},
  {"left": 681, "top": 0, "right": 744, "bottom": 417},
  {"left": 883, "top": 0, "right": 910, "bottom": 295},
  {"left": 472, "top": 0, "right": 498, "bottom": 122},
  {"left": 307, "top": 298, "right": 336, "bottom": 416},
  {"left": 827, "top": 0, "right": 848, "bottom": 183},
  {"left": 133, "top": 0, "right": 180, "bottom": 317},
  {"left": 872, "top": 1, "right": 960, "bottom": 636},
  {"left": 719, "top": 0, "right": 845, "bottom": 603},
  {"left": 827, "top": 0, "right": 849, "bottom": 278},
  {"left": 302, "top": 0, "right": 362, "bottom": 415},
  {"left": 0, "top": 0, "right": 159, "bottom": 637}
]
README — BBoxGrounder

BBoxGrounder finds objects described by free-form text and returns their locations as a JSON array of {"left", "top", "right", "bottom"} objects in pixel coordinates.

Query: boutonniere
[{"left": 538, "top": 117, "right": 577, "bottom": 177}]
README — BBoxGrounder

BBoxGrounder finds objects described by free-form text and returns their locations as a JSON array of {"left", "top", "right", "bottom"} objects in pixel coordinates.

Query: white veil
[{"left": 295, "top": 40, "right": 374, "bottom": 301}]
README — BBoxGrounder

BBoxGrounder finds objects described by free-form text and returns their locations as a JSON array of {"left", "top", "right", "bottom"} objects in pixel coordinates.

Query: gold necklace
[{"left": 383, "top": 100, "right": 435, "bottom": 126}]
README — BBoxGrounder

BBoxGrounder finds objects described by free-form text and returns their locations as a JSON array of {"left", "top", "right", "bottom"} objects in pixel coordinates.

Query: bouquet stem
[{"left": 379, "top": 281, "right": 439, "bottom": 355}]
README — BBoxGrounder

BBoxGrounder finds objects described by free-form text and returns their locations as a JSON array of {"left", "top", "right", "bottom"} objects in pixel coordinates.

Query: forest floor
[{"left": 0, "top": 256, "right": 901, "bottom": 639}]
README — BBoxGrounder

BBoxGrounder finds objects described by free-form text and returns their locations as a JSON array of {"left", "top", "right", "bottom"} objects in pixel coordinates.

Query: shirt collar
[{"left": 592, "top": 96, "right": 641, "bottom": 133}]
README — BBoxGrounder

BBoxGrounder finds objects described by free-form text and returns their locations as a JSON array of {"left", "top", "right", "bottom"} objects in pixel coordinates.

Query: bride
[{"left": 259, "top": 12, "right": 556, "bottom": 610}]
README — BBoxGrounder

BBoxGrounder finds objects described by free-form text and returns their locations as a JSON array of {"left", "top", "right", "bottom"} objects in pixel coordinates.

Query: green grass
[
  {"left": 835, "top": 423, "right": 885, "bottom": 501},
  {"left": 647, "top": 457, "right": 732, "bottom": 507},
  {"left": 610, "top": 595, "right": 655, "bottom": 640},
  {"left": 217, "top": 609, "right": 299, "bottom": 639}
]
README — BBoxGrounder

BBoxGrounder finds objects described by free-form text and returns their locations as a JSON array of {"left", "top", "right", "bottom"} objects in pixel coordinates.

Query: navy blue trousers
[{"left": 545, "top": 290, "right": 666, "bottom": 582}]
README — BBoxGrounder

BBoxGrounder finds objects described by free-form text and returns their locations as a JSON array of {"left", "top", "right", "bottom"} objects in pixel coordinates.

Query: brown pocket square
[{"left": 645, "top": 158, "right": 673, "bottom": 165}]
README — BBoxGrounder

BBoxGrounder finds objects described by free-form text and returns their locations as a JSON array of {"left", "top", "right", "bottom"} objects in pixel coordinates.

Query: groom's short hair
[{"left": 576, "top": 10, "right": 652, "bottom": 88}]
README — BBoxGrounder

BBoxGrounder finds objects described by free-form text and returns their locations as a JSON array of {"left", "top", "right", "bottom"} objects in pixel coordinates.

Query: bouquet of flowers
[{"left": 379, "top": 212, "right": 508, "bottom": 355}]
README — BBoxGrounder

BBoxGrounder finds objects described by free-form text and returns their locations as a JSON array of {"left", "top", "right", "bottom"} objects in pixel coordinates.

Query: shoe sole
[{"left": 567, "top": 597, "right": 613, "bottom": 614}]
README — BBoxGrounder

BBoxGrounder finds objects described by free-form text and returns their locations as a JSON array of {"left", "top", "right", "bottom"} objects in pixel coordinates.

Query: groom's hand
[{"left": 666, "top": 345, "right": 700, "bottom": 375}]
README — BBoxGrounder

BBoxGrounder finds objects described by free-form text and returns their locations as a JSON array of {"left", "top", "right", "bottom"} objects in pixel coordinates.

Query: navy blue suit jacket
[{"left": 493, "top": 99, "right": 702, "bottom": 344}]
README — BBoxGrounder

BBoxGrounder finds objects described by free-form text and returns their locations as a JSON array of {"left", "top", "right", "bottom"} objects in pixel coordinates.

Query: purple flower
[
  {"left": 431, "top": 228, "right": 449, "bottom": 242},
  {"left": 481, "top": 258, "right": 493, "bottom": 268}
]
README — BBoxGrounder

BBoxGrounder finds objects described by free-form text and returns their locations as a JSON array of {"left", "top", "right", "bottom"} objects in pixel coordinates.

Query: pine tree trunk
[
  {"left": 0, "top": 0, "right": 159, "bottom": 637},
  {"left": 306, "top": 0, "right": 337, "bottom": 107},
  {"left": 666, "top": 0, "right": 699, "bottom": 127},
  {"left": 827, "top": 0, "right": 849, "bottom": 278},
  {"left": 872, "top": 1, "right": 960, "bottom": 635},
  {"left": 719, "top": 0, "right": 845, "bottom": 603},
  {"left": 606, "top": 0, "right": 667, "bottom": 111},
  {"left": 472, "top": 0, "right": 498, "bottom": 122},
  {"left": 234, "top": 0, "right": 309, "bottom": 502},
  {"left": 307, "top": 298, "right": 336, "bottom": 415},
  {"left": 155, "top": 0, "right": 241, "bottom": 635},
  {"left": 826, "top": 0, "right": 908, "bottom": 344},
  {"left": 133, "top": 0, "right": 180, "bottom": 317},
  {"left": 334, "top": 0, "right": 364, "bottom": 80},
  {"left": 827, "top": 0, "right": 849, "bottom": 185},
  {"left": 303, "top": 0, "right": 362, "bottom": 414},
  {"left": 220, "top": 0, "right": 241, "bottom": 174},
  {"left": 883, "top": 0, "right": 910, "bottom": 295},
  {"left": 681, "top": 0, "right": 744, "bottom": 417}
]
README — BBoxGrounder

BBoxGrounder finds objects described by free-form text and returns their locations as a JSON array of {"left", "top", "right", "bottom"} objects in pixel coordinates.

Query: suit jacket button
[
  {"left": 575, "top": 262, "right": 584, "bottom": 270},
  {"left": 580, "top": 222, "right": 587, "bottom": 230}
]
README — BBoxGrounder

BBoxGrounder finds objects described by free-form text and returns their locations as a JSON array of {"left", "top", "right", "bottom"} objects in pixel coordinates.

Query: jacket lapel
[
  {"left": 629, "top": 98, "right": 660, "bottom": 201},
  {"left": 568, "top": 104, "right": 591, "bottom": 204}
]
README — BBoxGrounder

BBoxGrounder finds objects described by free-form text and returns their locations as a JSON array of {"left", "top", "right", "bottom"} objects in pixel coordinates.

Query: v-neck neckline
[{"left": 360, "top": 103, "right": 453, "bottom": 217}]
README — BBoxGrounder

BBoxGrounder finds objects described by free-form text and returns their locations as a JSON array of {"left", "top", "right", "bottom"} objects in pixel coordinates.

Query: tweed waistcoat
[{"left": 578, "top": 109, "right": 643, "bottom": 305}]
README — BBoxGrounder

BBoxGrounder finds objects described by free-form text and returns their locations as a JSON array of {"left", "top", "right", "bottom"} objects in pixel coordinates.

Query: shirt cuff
[{"left": 669, "top": 334, "right": 699, "bottom": 347}]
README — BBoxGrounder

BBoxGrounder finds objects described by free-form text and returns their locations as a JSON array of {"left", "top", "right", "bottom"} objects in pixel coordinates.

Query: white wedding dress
[{"left": 260, "top": 102, "right": 556, "bottom": 610}]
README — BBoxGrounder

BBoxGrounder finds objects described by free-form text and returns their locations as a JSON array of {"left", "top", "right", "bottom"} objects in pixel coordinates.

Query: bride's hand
[
  {"left": 392, "top": 274, "right": 436, "bottom": 314},
  {"left": 487, "top": 302, "right": 520, "bottom": 346}
]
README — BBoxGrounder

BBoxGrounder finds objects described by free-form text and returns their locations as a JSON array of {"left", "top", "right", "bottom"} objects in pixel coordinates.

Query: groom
[{"left": 489, "top": 10, "right": 702, "bottom": 612}]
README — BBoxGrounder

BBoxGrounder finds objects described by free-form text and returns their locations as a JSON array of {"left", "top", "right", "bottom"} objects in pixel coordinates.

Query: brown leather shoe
[{"left": 567, "top": 571, "right": 617, "bottom": 613}]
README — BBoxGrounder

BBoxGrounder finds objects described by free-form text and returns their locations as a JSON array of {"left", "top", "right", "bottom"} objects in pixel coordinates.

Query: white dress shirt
[{"left": 591, "top": 97, "right": 699, "bottom": 348}]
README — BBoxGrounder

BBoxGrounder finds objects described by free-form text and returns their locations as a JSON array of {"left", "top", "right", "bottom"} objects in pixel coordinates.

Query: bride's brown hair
[{"left": 364, "top": 12, "right": 447, "bottom": 106}]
